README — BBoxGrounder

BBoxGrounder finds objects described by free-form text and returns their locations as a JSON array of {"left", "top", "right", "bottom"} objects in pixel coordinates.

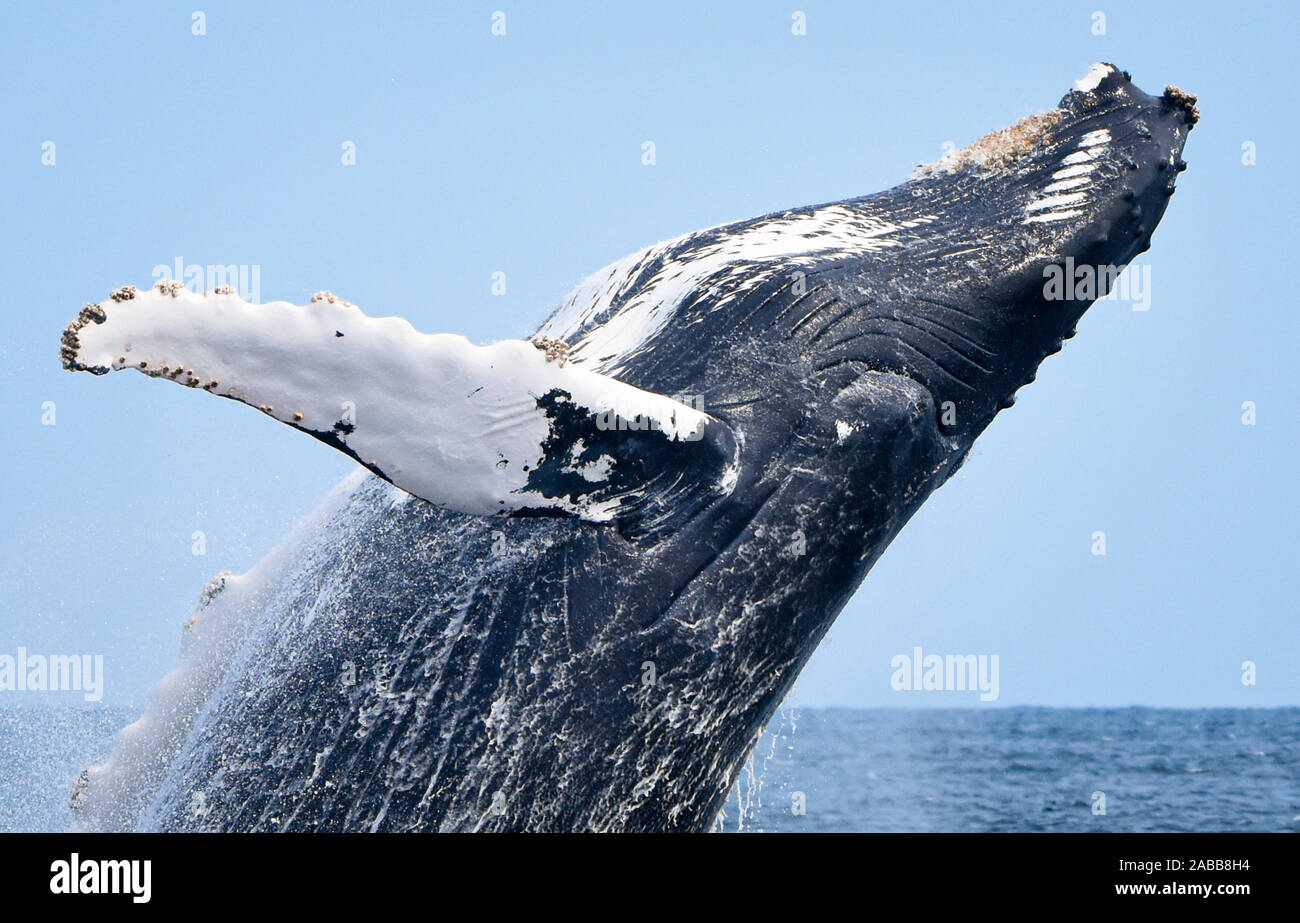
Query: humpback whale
[{"left": 62, "top": 64, "right": 1196, "bottom": 832}]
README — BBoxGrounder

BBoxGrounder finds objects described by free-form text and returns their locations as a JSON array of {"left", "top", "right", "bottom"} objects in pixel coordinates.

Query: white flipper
[{"left": 63, "top": 283, "right": 735, "bottom": 530}]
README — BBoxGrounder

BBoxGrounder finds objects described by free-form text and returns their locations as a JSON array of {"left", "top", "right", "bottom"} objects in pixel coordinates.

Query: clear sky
[{"left": 0, "top": 1, "right": 1295, "bottom": 709}]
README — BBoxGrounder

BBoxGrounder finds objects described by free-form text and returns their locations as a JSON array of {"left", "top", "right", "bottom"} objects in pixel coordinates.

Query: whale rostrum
[{"left": 63, "top": 64, "right": 1195, "bottom": 832}]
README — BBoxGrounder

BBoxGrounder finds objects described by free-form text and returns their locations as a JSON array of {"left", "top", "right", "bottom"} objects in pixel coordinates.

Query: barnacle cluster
[
  {"left": 310, "top": 291, "right": 354, "bottom": 307},
  {"left": 199, "top": 571, "right": 234, "bottom": 608},
  {"left": 59, "top": 302, "right": 107, "bottom": 371},
  {"left": 532, "top": 335, "right": 570, "bottom": 367},
  {"left": 914, "top": 109, "right": 1065, "bottom": 176},
  {"left": 69, "top": 770, "right": 89, "bottom": 810},
  {"left": 63, "top": 285, "right": 235, "bottom": 388},
  {"left": 1161, "top": 85, "right": 1200, "bottom": 126}
]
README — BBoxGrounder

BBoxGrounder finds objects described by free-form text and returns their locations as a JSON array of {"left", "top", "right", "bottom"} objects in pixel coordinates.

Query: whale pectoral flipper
[{"left": 61, "top": 283, "right": 738, "bottom": 531}]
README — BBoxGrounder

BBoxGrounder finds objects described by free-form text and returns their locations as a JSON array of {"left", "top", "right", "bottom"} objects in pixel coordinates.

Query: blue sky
[{"left": 0, "top": 1, "right": 1295, "bottom": 709}]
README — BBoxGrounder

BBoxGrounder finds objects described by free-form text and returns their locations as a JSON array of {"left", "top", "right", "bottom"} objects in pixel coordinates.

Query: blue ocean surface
[
  {"left": 724, "top": 707, "right": 1300, "bottom": 832},
  {"left": 1, "top": 705, "right": 1295, "bottom": 832}
]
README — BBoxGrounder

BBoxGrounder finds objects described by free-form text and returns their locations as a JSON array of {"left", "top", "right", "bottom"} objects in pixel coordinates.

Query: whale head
[
  {"left": 541, "top": 65, "right": 1196, "bottom": 473},
  {"left": 885, "top": 62, "right": 1199, "bottom": 446}
]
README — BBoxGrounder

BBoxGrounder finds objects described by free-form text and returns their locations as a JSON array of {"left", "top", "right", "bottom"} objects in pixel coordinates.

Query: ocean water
[
  {"left": 0, "top": 705, "right": 137, "bottom": 833},
  {"left": 2, "top": 706, "right": 1295, "bottom": 832},
  {"left": 725, "top": 707, "right": 1300, "bottom": 832}
]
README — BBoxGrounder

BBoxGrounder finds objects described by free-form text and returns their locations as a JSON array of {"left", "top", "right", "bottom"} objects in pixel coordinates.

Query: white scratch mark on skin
[
  {"left": 1025, "top": 122, "right": 1111, "bottom": 225},
  {"left": 1025, "top": 192, "right": 1089, "bottom": 213},
  {"left": 1051, "top": 164, "right": 1097, "bottom": 181},
  {"left": 1024, "top": 209, "right": 1085, "bottom": 224},
  {"left": 1041, "top": 177, "right": 1091, "bottom": 195},
  {"left": 1061, "top": 150, "right": 1101, "bottom": 166}
]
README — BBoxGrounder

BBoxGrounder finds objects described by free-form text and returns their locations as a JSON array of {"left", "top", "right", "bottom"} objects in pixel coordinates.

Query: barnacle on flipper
[
  {"left": 310, "top": 291, "right": 355, "bottom": 307},
  {"left": 532, "top": 335, "right": 570, "bottom": 367},
  {"left": 70, "top": 769, "right": 89, "bottom": 811},
  {"left": 199, "top": 571, "right": 234, "bottom": 608},
  {"left": 59, "top": 302, "right": 109, "bottom": 371}
]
